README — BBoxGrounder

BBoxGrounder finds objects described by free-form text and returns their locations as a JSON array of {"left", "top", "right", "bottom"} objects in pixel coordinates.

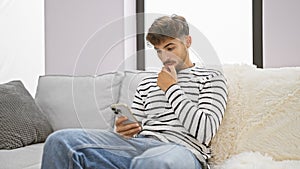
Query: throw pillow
[
  {"left": 210, "top": 65, "right": 300, "bottom": 165},
  {"left": 0, "top": 80, "right": 53, "bottom": 149}
]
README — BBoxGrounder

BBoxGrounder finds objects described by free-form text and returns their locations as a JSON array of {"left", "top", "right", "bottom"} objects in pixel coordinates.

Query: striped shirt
[{"left": 131, "top": 65, "right": 228, "bottom": 166}]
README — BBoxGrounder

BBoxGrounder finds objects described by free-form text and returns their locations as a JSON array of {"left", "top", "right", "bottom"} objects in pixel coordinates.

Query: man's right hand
[
  {"left": 115, "top": 116, "right": 141, "bottom": 138},
  {"left": 157, "top": 65, "right": 177, "bottom": 92}
]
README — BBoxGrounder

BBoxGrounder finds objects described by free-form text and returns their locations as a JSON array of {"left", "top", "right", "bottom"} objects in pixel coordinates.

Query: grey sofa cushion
[
  {"left": 0, "top": 143, "right": 44, "bottom": 169},
  {"left": 0, "top": 81, "right": 53, "bottom": 149},
  {"left": 119, "top": 70, "right": 156, "bottom": 107},
  {"left": 35, "top": 72, "right": 124, "bottom": 131}
]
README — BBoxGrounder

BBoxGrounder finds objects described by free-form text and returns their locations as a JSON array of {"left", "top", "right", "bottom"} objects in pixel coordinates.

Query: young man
[{"left": 41, "top": 14, "right": 227, "bottom": 169}]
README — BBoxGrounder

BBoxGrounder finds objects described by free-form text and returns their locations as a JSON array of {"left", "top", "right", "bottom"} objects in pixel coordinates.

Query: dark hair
[{"left": 146, "top": 14, "right": 189, "bottom": 46}]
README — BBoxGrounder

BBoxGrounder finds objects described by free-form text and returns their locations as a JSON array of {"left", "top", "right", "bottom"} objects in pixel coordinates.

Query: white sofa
[{"left": 0, "top": 64, "right": 299, "bottom": 169}]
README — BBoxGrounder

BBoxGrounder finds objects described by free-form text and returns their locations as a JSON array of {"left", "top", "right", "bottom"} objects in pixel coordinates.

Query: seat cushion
[{"left": 0, "top": 143, "right": 44, "bottom": 169}]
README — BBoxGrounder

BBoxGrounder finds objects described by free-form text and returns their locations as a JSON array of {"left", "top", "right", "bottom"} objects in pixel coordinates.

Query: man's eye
[
  {"left": 167, "top": 47, "right": 174, "bottom": 51},
  {"left": 156, "top": 50, "right": 162, "bottom": 54}
]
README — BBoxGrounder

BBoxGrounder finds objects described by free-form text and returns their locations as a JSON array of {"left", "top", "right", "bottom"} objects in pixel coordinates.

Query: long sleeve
[
  {"left": 131, "top": 89, "right": 147, "bottom": 124},
  {"left": 165, "top": 73, "right": 227, "bottom": 144}
]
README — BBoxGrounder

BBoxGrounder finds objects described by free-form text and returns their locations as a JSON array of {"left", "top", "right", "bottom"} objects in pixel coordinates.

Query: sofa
[{"left": 0, "top": 64, "right": 299, "bottom": 169}]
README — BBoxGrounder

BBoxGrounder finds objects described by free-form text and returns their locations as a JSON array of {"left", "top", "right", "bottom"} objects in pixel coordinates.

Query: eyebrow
[{"left": 154, "top": 43, "right": 175, "bottom": 50}]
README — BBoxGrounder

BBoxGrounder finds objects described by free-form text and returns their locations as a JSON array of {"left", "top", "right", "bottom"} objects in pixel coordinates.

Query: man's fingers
[
  {"left": 169, "top": 65, "right": 176, "bottom": 74},
  {"left": 161, "top": 67, "right": 170, "bottom": 73},
  {"left": 162, "top": 67, "right": 172, "bottom": 75},
  {"left": 115, "top": 116, "right": 128, "bottom": 126},
  {"left": 118, "top": 126, "right": 141, "bottom": 137},
  {"left": 161, "top": 66, "right": 177, "bottom": 79},
  {"left": 116, "top": 122, "right": 139, "bottom": 132}
]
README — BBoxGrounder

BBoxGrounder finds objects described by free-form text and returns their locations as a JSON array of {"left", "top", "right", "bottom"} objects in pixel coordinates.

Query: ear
[{"left": 185, "top": 36, "right": 192, "bottom": 48}]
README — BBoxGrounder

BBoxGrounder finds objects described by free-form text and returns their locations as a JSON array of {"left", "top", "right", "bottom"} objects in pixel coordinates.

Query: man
[{"left": 41, "top": 14, "right": 227, "bottom": 169}]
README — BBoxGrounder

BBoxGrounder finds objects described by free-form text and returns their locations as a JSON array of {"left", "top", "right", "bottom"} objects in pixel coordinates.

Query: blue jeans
[{"left": 41, "top": 129, "right": 202, "bottom": 169}]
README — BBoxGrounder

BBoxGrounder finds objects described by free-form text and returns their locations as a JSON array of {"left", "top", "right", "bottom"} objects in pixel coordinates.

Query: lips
[{"left": 163, "top": 60, "right": 176, "bottom": 66}]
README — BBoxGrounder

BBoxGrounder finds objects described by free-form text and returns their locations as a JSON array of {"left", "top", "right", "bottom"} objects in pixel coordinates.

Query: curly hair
[{"left": 146, "top": 14, "right": 189, "bottom": 46}]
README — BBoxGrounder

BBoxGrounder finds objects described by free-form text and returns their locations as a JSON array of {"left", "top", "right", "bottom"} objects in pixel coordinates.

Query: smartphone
[{"left": 111, "top": 103, "right": 138, "bottom": 124}]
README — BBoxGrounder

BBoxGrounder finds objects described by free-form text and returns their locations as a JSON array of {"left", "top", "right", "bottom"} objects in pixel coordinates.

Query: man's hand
[
  {"left": 115, "top": 116, "right": 141, "bottom": 138},
  {"left": 157, "top": 65, "right": 177, "bottom": 91}
]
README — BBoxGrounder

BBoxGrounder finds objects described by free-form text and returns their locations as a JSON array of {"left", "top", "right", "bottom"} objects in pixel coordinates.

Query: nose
[{"left": 160, "top": 50, "right": 172, "bottom": 61}]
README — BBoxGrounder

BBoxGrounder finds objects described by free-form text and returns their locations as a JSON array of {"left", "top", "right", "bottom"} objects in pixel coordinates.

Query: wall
[
  {"left": 263, "top": 0, "right": 300, "bottom": 68},
  {"left": 124, "top": 0, "right": 137, "bottom": 70},
  {"left": 0, "top": 0, "right": 45, "bottom": 96},
  {"left": 45, "top": 0, "right": 126, "bottom": 75}
]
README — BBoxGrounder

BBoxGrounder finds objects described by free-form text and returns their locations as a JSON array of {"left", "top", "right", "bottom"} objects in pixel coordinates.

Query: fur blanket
[
  {"left": 212, "top": 152, "right": 300, "bottom": 169},
  {"left": 209, "top": 65, "right": 300, "bottom": 166}
]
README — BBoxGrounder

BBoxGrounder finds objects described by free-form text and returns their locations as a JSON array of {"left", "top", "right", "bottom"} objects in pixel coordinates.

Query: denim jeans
[{"left": 41, "top": 129, "right": 202, "bottom": 169}]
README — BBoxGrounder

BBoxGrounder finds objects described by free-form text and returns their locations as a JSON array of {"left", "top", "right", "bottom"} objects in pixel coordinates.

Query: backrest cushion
[
  {"left": 119, "top": 70, "right": 156, "bottom": 107},
  {"left": 35, "top": 72, "right": 123, "bottom": 131}
]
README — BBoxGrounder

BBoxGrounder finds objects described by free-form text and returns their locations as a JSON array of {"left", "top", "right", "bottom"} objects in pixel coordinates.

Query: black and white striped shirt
[{"left": 131, "top": 65, "right": 228, "bottom": 164}]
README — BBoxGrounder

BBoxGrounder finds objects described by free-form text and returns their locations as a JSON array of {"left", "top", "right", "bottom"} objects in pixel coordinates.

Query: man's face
[{"left": 154, "top": 36, "right": 192, "bottom": 71}]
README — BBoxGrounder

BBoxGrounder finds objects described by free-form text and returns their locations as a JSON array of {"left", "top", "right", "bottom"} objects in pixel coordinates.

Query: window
[
  {"left": 0, "top": 0, "right": 45, "bottom": 95},
  {"left": 136, "top": 0, "right": 262, "bottom": 70}
]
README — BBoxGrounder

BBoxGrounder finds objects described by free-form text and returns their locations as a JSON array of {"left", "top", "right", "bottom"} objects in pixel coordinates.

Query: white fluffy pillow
[{"left": 210, "top": 65, "right": 300, "bottom": 165}]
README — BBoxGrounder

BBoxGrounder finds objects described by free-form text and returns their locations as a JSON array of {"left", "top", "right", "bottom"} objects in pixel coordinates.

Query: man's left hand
[{"left": 157, "top": 65, "right": 177, "bottom": 91}]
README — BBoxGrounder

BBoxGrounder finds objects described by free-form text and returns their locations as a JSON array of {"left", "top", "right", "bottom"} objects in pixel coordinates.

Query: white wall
[
  {"left": 45, "top": 0, "right": 125, "bottom": 75},
  {"left": 263, "top": 0, "right": 300, "bottom": 68},
  {"left": 144, "top": 0, "right": 253, "bottom": 70},
  {"left": 0, "top": 0, "right": 45, "bottom": 96}
]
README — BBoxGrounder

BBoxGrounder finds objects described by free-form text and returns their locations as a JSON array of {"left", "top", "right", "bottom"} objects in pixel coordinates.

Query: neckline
[{"left": 177, "top": 63, "right": 196, "bottom": 74}]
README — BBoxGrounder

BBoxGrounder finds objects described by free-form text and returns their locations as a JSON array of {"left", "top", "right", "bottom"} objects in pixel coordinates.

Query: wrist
[{"left": 164, "top": 83, "right": 177, "bottom": 92}]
